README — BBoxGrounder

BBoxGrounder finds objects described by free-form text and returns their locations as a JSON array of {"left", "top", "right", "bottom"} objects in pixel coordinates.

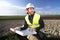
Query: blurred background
[{"left": 0, "top": 0, "right": 60, "bottom": 40}]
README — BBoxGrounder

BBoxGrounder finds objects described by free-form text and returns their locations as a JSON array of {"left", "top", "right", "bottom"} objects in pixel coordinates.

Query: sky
[{"left": 0, "top": 0, "right": 60, "bottom": 16}]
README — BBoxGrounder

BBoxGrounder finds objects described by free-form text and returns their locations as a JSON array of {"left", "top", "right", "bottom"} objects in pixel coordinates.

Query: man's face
[{"left": 27, "top": 7, "right": 34, "bottom": 15}]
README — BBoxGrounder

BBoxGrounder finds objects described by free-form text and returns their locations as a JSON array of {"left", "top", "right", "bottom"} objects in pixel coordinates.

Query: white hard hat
[{"left": 26, "top": 3, "right": 34, "bottom": 9}]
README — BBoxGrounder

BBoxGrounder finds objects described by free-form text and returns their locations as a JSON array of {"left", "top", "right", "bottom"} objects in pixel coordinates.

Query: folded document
[{"left": 10, "top": 28, "right": 37, "bottom": 36}]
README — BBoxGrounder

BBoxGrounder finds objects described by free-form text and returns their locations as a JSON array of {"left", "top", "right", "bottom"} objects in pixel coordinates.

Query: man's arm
[
  {"left": 36, "top": 17, "right": 44, "bottom": 30},
  {"left": 14, "top": 19, "right": 28, "bottom": 32},
  {"left": 20, "top": 20, "right": 28, "bottom": 30}
]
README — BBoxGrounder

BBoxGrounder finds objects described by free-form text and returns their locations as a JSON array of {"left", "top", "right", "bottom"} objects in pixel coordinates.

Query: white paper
[{"left": 10, "top": 28, "right": 37, "bottom": 36}]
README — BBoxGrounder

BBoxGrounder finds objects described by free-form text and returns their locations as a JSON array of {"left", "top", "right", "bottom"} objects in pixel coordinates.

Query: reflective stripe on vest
[{"left": 25, "top": 13, "right": 40, "bottom": 28}]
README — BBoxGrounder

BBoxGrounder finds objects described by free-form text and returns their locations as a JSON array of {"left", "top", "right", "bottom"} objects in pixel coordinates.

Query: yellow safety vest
[{"left": 25, "top": 13, "right": 40, "bottom": 28}]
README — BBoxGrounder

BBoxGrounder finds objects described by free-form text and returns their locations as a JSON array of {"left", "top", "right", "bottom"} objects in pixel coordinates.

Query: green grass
[
  {"left": 0, "top": 32, "right": 60, "bottom": 40},
  {"left": 0, "top": 16, "right": 25, "bottom": 19},
  {"left": 0, "top": 32, "right": 19, "bottom": 40},
  {"left": 0, "top": 15, "right": 60, "bottom": 19}
]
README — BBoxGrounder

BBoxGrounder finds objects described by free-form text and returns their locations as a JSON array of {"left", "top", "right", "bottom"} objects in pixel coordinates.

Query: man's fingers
[
  {"left": 14, "top": 28, "right": 17, "bottom": 32},
  {"left": 13, "top": 27, "right": 20, "bottom": 32},
  {"left": 29, "top": 28, "right": 35, "bottom": 32},
  {"left": 13, "top": 27, "right": 18, "bottom": 32}
]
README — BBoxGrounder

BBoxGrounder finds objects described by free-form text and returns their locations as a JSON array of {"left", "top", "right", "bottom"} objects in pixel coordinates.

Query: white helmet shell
[{"left": 26, "top": 3, "right": 34, "bottom": 9}]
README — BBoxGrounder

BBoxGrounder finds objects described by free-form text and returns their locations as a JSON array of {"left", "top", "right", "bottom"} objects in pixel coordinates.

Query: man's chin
[{"left": 30, "top": 13, "right": 34, "bottom": 15}]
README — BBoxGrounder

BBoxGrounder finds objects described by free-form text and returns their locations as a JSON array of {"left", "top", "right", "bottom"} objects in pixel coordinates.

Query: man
[{"left": 14, "top": 3, "right": 47, "bottom": 40}]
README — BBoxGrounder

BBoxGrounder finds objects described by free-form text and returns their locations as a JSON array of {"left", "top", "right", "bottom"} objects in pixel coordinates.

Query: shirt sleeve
[
  {"left": 20, "top": 19, "right": 28, "bottom": 30},
  {"left": 36, "top": 17, "right": 45, "bottom": 30}
]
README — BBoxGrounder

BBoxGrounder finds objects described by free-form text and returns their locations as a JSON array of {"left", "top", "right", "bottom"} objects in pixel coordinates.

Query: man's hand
[
  {"left": 14, "top": 27, "right": 20, "bottom": 32},
  {"left": 29, "top": 28, "right": 36, "bottom": 32}
]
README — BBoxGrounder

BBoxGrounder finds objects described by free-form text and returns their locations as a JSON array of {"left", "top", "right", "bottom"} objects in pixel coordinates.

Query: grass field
[
  {"left": 0, "top": 16, "right": 25, "bottom": 19},
  {"left": 0, "top": 15, "right": 60, "bottom": 19},
  {"left": 0, "top": 29, "right": 60, "bottom": 40}
]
